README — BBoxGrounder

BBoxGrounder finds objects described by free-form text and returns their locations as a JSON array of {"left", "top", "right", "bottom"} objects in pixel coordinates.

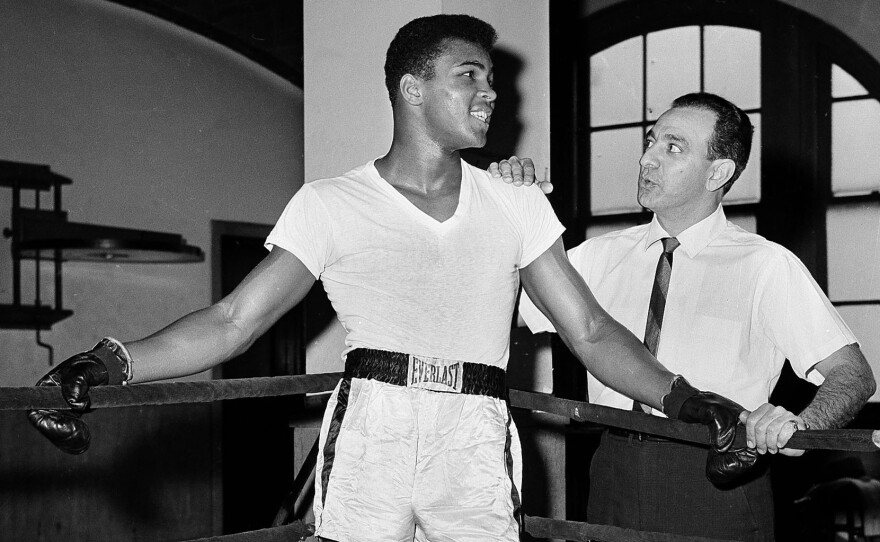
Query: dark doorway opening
[
  {"left": 211, "top": 220, "right": 304, "bottom": 534},
  {"left": 211, "top": 220, "right": 337, "bottom": 533}
]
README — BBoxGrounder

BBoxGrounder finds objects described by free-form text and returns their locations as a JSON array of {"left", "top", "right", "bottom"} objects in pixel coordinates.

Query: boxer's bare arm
[
  {"left": 126, "top": 247, "right": 316, "bottom": 383},
  {"left": 520, "top": 237, "right": 673, "bottom": 408}
]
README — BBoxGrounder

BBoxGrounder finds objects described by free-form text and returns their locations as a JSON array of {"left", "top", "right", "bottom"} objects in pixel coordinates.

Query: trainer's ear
[
  {"left": 706, "top": 159, "right": 735, "bottom": 192},
  {"left": 399, "top": 74, "right": 423, "bottom": 106}
]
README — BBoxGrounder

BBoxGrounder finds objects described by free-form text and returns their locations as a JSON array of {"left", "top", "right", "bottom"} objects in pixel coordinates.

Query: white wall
[
  {"left": 303, "top": 0, "right": 550, "bottom": 181},
  {"left": 0, "top": 0, "right": 303, "bottom": 386}
]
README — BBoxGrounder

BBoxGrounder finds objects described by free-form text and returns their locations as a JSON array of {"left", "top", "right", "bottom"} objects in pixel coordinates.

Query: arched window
[
  {"left": 548, "top": 1, "right": 880, "bottom": 534},
  {"left": 587, "top": 25, "right": 761, "bottom": 234},
  {"left": 549, "top": 0, "right": 880, "bottom": 403}
]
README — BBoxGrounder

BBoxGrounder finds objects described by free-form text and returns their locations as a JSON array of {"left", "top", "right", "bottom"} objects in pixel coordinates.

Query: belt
[
  {"left": 344, "top": 348, "right": 507, "bottom": 400},
  {"left": 606, "top": 427, "right": 671, "bottom": 443}
]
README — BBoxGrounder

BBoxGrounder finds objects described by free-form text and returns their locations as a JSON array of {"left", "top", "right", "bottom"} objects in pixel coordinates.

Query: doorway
[{"left": 211, "top": 220, "right": 305, "bottom": 534}]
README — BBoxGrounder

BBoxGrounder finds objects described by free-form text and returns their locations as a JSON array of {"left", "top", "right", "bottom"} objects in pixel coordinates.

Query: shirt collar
[{"left": 643, "top": 205, "right": 727, "bottom": 258}]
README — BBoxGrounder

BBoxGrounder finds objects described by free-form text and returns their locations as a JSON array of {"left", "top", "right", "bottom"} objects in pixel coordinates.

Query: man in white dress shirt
[{"left": 510, "top": 92, "right": 875, "bottom": 542}]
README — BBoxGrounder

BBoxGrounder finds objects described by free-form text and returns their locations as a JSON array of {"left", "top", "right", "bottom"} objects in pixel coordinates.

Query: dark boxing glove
[
  {"left": 662, "top": 376, "right": 758, "bottom": 486},
  {"left": 26, "top": 409, "right": 92, "bottom": 455},
  {"left": 27, "top": 338, "right": 133, "bottom": 454}
]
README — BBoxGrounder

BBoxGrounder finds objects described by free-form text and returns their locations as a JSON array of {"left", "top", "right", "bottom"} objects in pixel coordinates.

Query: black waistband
[{"left": 344, "top": 348, "right": 507, "bottom": 400}]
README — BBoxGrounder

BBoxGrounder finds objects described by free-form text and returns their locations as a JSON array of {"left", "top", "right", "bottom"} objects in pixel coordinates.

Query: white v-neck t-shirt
[{"left": 266, "top": 158, "right": 564, "bottom": 370}]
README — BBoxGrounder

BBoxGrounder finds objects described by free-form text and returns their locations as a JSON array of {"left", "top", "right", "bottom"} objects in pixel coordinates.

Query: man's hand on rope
[
  {"left": 662, "top": 376, "right": 759, "bottom": 486},
  {"left": 740, "top": 403, "right": 808, "bottom": 457},
  {"left": 487, "top": 156, "right": 553, "bottom": 194},
  {"left": 27, "top": 338, "right": 132, "bottom": 454}
]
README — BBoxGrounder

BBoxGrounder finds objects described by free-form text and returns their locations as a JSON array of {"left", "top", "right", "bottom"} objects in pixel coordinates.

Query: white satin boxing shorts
[{"left": 313, "top": 348, "right": 522, "bottom": 542}]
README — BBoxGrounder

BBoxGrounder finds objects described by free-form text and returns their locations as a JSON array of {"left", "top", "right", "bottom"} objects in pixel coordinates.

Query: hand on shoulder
[{"left": 487, "top": 156, "right": 553, "bottom": 194}]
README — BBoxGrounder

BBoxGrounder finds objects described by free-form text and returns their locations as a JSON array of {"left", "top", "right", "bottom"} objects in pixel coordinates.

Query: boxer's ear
[{"left": 400, "top": 74, "right": 423, "bottom": 106}]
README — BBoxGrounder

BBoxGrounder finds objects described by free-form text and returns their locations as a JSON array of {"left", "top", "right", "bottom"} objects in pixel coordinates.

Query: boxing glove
[
  {"left": 27, "top": 338, "right": 132, "bottom": 454},
  {"left": 662, "top": 376, "right": 759, "bottom": 486},
  {"left": 26, "top": 409, "right": 92, "bottom": 455}
]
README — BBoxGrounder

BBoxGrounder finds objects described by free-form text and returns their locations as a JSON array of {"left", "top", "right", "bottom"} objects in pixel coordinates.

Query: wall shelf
[
  {"left": 0, "top": 304, "right": 73, "bottom": 330},
  {"left": 1, "top": 159, "right": 204, "bottom": 331}
]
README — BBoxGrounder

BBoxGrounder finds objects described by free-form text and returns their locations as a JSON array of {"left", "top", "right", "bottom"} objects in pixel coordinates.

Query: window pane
[
  {"left": 832, "top": 99, "right": 880, "bottom": 195},
  {"left": 591, "top": 36, "right": 644, "bottom": 127},
  {"left": 724, "top": 113, "right": 761, "bottom": 204},
  {"left": 836, "top": 305, "right": 880, "bottom": 402},
  {"left": 704, "top": 26, "right": 761, "bottom": 110},
  {"left": 646, "top": 27, "right": 700, "bottom": 120},
  {"left": 827, "top": 202, "right": 880, "bottom": 301},
  {"left": 590, "top": 127, "right": 643, "bottom": 215},
  {"left": 832, "top": 64, "right": 869, "bottom": 99}
]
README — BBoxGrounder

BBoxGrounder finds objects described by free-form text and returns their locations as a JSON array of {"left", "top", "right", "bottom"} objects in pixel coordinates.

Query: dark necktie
[{"left": 634, "top": 236, "right": 680, "bottom": 413}]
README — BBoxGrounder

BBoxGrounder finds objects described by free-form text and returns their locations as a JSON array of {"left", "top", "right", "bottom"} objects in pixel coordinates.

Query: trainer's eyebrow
[
  {"left": 646, "top": 127, "right": 690, "bottom": 149},
  {"left": 664, "top": 133, "right": 689, "bottom": 149}
]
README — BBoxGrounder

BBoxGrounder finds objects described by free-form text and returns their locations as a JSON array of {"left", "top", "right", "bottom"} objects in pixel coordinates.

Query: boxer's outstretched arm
[
  {"left": 29, "top": 247, "right": 317, "bottom": 454},
  {"left": 127, "top": 247, "right": 316, "bottom": 383},
  {"left": 520, "top": 237, "right": 672, "bottom": 408}
]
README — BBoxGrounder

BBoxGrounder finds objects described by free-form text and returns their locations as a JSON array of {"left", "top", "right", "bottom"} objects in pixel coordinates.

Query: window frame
[{"left": 550, "top": 0, "right": 880, "bottom": 288}]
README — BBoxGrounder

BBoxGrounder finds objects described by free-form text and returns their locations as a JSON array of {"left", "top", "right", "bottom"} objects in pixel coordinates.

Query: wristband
[
  {"left": 97, "top": 337, "right": 134, "bottom": 385},
  {"left": 660, "top": 374, "right": 695, "bottom": 418}
]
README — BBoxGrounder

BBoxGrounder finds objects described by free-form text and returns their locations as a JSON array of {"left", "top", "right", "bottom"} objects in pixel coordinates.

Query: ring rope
[
  {"left": 176, "top": 516, "right": 744, "bottom": 542},
  {"left": 3, "top": 373, "right": 877, "bottom": 451},
  {"left": 510, "top": 389, "right": 880, "bottom": 452},
  {"left": 523, "top": 516, "right": 742, "bottom": 542},
  {"left": 8, "top": 372, "right": 875, "bottom": 542},
  {"left": 185, "top": 521, "right": 313, "bottom": 542},
  {"left": 0, "top": 373, "right": 343, "bottom": 410}
]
